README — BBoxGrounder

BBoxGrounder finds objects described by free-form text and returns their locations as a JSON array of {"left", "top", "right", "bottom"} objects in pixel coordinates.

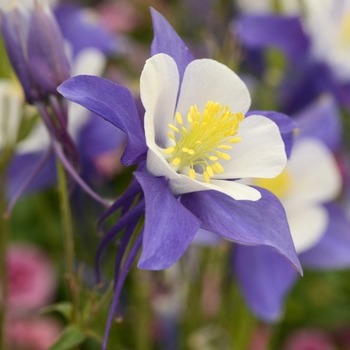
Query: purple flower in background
[
  {"left": 233, "top": 0, "right": 350, "bottom": 113},
  {"left": 58, "top": 8, "right": 302, "bottom": 348},
  {"left": 54, "top": 4, "right": 119, "bottom": 58}
]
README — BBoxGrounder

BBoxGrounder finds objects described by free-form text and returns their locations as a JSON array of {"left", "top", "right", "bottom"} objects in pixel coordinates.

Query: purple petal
[
  {"left": 134, "top": 172, "right": 201, "bottom": 270},
  {"left": 233, "top": 244, "right": 298, "bottom": 322},
  {"left": 55, "top": 5, "right": 118, "bottom": 57},
  {"left": 78, "top": 113, "right": 127, "bottom": 160},
  {"left": 299, "top": 203, "right": 350, "bottom": 269},
  {"left": 181, "top": 187, "right": 302, "bottom": 273},
  {"left": 247, "top": 110, "right": 297, "bottom": 158},
  {"left": 0, "top": 9, "right": 38, "bottom": 103},
  {"left": 57, "top": 75, "right": 147, "bottom": 165},
  {"left": 27, "top": 4, "right": 70, "bottom": 97},
  {"left": 281, "top": 61, "right": 333, "bottom": 115},
  {"left": 293, "top": 95, "right": 342, "bottom": 151},
  {"left": 8, "top": 152, "right": 56, "bottom": 197},
  {"left": 150, "top": 8, "right": 194, "bottom": 81},
  {"left": 234, "top": 15, "right": 309, "bottom": 59}
]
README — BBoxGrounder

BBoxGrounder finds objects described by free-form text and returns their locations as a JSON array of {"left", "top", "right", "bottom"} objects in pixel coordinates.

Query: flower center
[
  {"left": 164, "top": 101, "right": 244, "bottom": 183},
  {"left": 338, "top": 12, "right": 350, "bottom": 49},
  {"left": 254, "top": 169, "right": 291, "bottom": 199}
]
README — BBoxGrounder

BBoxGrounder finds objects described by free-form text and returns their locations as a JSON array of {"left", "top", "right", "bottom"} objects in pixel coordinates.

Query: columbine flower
[
  {"left": 58, "top": 8, "right": 302, "bottom": 348},
  {"left": 233, "top": 136, "right": 350, "bottom": 322},
  {"left": 142, "top": 53, "right": 287, "bottom": 201},
  {"left": 255, "top": 137, "right": 341, "bottom": 253}
]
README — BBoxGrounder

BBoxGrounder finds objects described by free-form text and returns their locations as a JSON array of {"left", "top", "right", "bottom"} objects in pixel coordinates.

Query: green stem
[
  {"left": 231, "top": 282, "right": 257, "bottom": 350},
  {"left": 56, "top": 160, "right": 79, "bottom": 324},
  {"left": 0, "top": 175, "right": 9, "bottom": 350}
]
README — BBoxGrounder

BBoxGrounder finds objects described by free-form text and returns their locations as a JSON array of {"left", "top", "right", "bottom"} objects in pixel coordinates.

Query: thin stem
[
  {"left": 102, "top": 231, "right": 143, "bottom": 350},
  {"left": 0, "top": 174, "right": 9, "bottom": 350},
  {"left": 52, "top": 140, "right": 110, "bottom": 208},
  {"left": 56, "top": 160, "right": 79, "bottom": 323}
]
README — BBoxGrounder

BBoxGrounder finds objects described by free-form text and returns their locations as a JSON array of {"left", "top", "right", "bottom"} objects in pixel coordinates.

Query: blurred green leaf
[
  {"left": 49, "top": 325, "right": 86, "bottom": 350},
  {"left": 41, "top": 302, "right": 73, "bottom": 321}
]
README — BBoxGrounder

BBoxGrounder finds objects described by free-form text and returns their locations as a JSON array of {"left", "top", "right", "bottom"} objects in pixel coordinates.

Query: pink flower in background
[
  {"left": 6, "top": 317, "right": 62, "bottom": 350},
  {"left": 284, "top": 329, "right": 335, "bottom": 350},
  {"left": 249, "top": 325, "right": 271, "bottom": 350},
  {"left": 6, "top": 244, "right": 56, "bottom": 313},
  {"left": 98, "top": 1, "right": 140, "bottom": 34},
  {"left": 93, "top": 149, "right": 125, "bottom": 179}
]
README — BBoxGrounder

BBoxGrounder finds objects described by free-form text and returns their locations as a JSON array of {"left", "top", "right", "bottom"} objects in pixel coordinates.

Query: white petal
[
  {"left": 169, "top": 173, "right": 261, "bottom": 200},
  {"left": 214, "top": 115, "right": 287, "bottom": 179},
  {"left": 146, "top": 138, "right": 261, "bottom": 201},
  {"left": 285, "top": 137, "right": 341, "bottom": 206},
  {"left": 176, "top": 59, "right": 251, "bottom": 123},
  {"left": 285, "top": 203, "right": 328, "bottom": 254},
  {"left": 72, "top": 48, "right": 106, "bottom": 77},
  {"left": 67, "top": 48, "right": 107, "bottom": 142},
  {"left": 16, "top": 123, "right": 50, "bottom": 154},
  {"left": 141, "top": 54, "right": 179, "bottom": 148}
]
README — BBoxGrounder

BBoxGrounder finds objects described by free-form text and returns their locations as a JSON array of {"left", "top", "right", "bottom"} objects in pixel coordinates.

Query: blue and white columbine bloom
[
  {"left": 142, "top": 53, "right": 287, "bottom": 201},
  {"left": 58, "top": 8, "right": 301, "bottom": 273}
]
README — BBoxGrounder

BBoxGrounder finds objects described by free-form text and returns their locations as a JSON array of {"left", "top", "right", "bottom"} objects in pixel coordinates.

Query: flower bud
[{"left": 0, "top": 1, "right": 70, "bottom": 104}]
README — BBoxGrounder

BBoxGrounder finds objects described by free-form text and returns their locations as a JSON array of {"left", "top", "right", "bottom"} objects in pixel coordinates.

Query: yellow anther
[
  {"left": 217, "top": 145, "right": 232, "bottom": 150},
  {"left": 211, "top": 163, "right": 219, "bottom": 173},
  {"left": 214, "top": 162, "right": 224, "bottom": 173},
  {"left": 182, "top": 127, "right": 188, "bottom": 133},
  {"left": 182, "top": 147, "right": 189, "bottom": 152},
  {"left": 172, "top": 157, "right": 181, "bottom": 166},
  {"left": 188, "top": 149, "right": 195, "bottom": 155},
  {"left": 203, "top": 171, "right": 210, "bottom": 183},
  {"left": 192, "top": 122, "right": 199, "bottom": 130},
  {"left": 200, "top": 122, "right": 208, "bottom": 131},
  {"left": 228, "top": 137, "right": 241, "bottom": 143},
  {"left": 167, "top": 132, "right": 176, "bottom": 140},
  {"left": 195, "top": 141, "right": 202, "bottom": 145},
  {"left": 176, "top": 112, "right": 183, "bottom": 125},
  {"left": 209, "top": 156, "right": 218, "bottom": 161},
  {"left": 164, "top": 147, "right": 175, "bottom": 154},
  {"left": 206, "top": 166, "right": 214, "bottom": 177},
  {"left": 169, "top": 124, "right": 179, "bottom": 133},
  {"left": 216, "top": 151, "right": 231, "bottom": 160},
  {"left": 189, "top": 168, "right": 196, "bottom": 179}
]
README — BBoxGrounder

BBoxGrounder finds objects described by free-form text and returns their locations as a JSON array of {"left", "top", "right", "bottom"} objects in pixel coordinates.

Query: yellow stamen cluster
[
  {"left": 164, "top": 101, "right": 244, "bottom": 183},
  {"left": 339, "top": 12, "right": 350, "bottom": 48},
  {"left": 255, "top": 169, "right": 291, "bottom": 199}
]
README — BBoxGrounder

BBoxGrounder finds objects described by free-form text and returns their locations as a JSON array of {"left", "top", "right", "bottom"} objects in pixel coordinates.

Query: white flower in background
[
  {"left": 303, "top": 0, "right": 350, "bottom": 82},
  {"left": 141, "top": 53, "right": 287, "bottom": 201},
  {"left": 0, "top": 80, "right": 23, "bottom": 149},
  {"left": 254, "top": 137, "right": 341, "bottom": 253},
  {"left": 236, "top": 0, "right": 301, "bottom": 14},
  {"left": 0, "top": 0, "right": 57, "bottom": 11}
]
